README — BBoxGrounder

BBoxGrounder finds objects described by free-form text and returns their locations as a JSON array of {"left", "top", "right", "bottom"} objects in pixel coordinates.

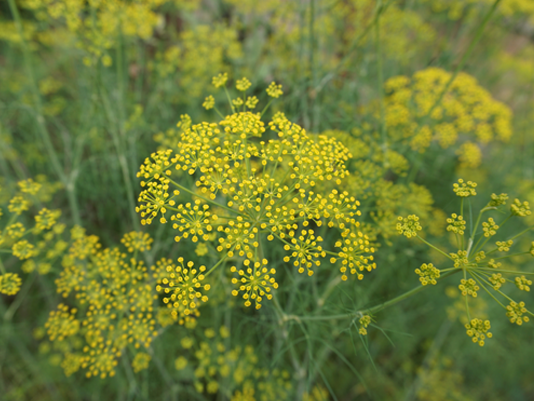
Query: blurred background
[{"left": 1, "top": 0, "right": 534, "bottom": 399}]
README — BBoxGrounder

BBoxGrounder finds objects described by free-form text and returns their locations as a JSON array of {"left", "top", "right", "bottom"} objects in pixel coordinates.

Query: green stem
[
  {"left": 0, "top": 258, "right": 7, "bottom": 275},
  {"left": 416, "top": 235, "right": 452, "bottom": 260},
  {"left": 468, "top": 210, "right": 484, "bottom": 254},
  {"left": 283, "top": 270, "right": 460, "bottom": 322},
  {"left": 313, "top": 0, "right": 394, "bottom": 94},
  {"left": 7, "top": 0, "right": 81, "bottom": 225},
  {"left": 98, "top": 80, "right": 140, "bottom": 231},
  {"left": 463, "top": 268, "right": 471, "bottom": 321},
  {"left": 422, "top": 0, "right": 502, "bottom": 121},
  {"left": 476, "top": 267, "right": 534, "bottom": 275},
  {"left": 4, "top": 272, "right": 36, "bottom": 321},
  {"left": 204, "top": 256, "right": 227, "bottom": 278},
  {"left": 167, "top": 178, "right": 236, "bottom": 213},
  {"left": 470, "top": 270, "right": 507, "bottom": 309},
  {"left": 374, "top": 0, "right": 387, "bottom": 167}
]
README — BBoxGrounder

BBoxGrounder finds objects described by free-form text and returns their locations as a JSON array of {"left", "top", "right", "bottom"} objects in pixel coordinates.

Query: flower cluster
[
  {"left": 136, "top": 78, "right": 376, "bottom": 309},
  {"left": 230, "top": 259, "right": 278, "bottom": 309},
  {"left": 398, "top": 179, "right": 534, "bottom": 346},
  {"left": 358, "top": 315, "right": 372, "bottom": 335},
  {"left": 154, "top": 257, "right": 211, "bottom": 321},
  {"left": 415, "top": 263, "right": 441, "bottom": 286},
  {"left": 323, "top": 129, "right": 442, "bottom": 240},
  {"left": 44, "top": 229, "right": 162, "bottom": 378},
  {"left": 465, "top": 318, "right": 492, "bottom": 347},
  {"left": 20, "top": 0, "right": 201, "bottom": 63},
  {"left": 376, "top": 67, "right": 512, "bottom": 167},
  {"left": 0, "top": 177, "right": 65, "bottom": 296},
  {"left": 396, "top": 215, "right": 422, "bottom": 238}
]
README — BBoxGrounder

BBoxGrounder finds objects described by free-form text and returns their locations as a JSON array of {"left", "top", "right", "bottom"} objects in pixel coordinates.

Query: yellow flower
[
  {"left": 231, "top": 259, "right": 278, "bottom": 309},
  {"left": 212, "top": 73, "right": 228, "bottom": 88},
  {"left": 121, "top": 231, "right": 153, "bottom": 253},
  {"left": 132, "top": 352, "right": 151, "bottom": 373},
  {"left": 415, "top": 263, "right": 440, "bottom": 285},
  {"left": 396, "top": 215, "right": 422, "bottom": 238},
  {"left": 452, "top": 178, "right": 477, "bottom": 197},
  {"left": 202, "top": 95, "right": 215, "bottom": 110},
  {"left": 465, "top": 318, "right": 492, "bottom": 346},
  {"left": 155, "top": 258, "right": 210, "bottom": 318},
  {"left": 266, "top": 81, "right": 283, "bottom": 98},
  {"left": 12, "top": 239, "right": 36, "bottom": 260},
  {"left": 0, "top": 273, "right": 22, "bottom": 295},
  {"left": 236, "top": 77, "right": 251, "bottom": 92}
]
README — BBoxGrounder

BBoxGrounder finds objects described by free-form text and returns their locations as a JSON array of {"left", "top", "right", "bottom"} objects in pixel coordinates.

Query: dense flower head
[
  {"left": 132, "top": 352, "right": 151, "bottom": 373},
  {"left": 212, "top": 73, "right": 228, "bottom": 88},
  {"left": 120, "top": 231, "right": 153, "bottom": 253},
  {"left": 18, "top": 178, "right": 42, "bottom": 195},
  {"left": 482, "top": 218, "right": 499, "bottom": 237},
  {"left": 496, "top": 240, "right": 513, "bottom": 252},
  {"left": 489, "top": 273, "right": 506, "bottom": 290},
  {"left": 510, "top": 199, "right": 531, "bottom": 217},
  {"left": 155, "top": 257, "right": 210, "bottom": 319},
  {"left": 45, "top": 304, "right": 80, "bottom": 341},
  {"left": 12, "top": 239, "right": 36, "bottom": 260},
  {"left": 396, "top": 215, "right": 422, "bottom": 238},
  {"left": 231, "top": 259, "right": 278, "bottom": 309},
  {"left": 465, "top": 318, "right": 492, "bottom": 346},
  {"left": 245, "top": 96, "right": 259, "bottom": 109},
  {"left": 48, "top": 229, "right": 159, "bottom": 378},
  {"left": 488, "top": 193, "right": 508, "bottom": 208},
  {"left": 0, "top": 272, "right": 22, "bottom": 295},
  {"left": 20, "top": 0, "right": 200, "bottom": 62},
  {"left": 136, "top": 149, "right": 180, "bottom": 225},
  {"left": 415, "top": 263, "right": 440, "bottom": 285},
  {"left": 453, "top": 179, "right": 477, "bottom": 197},
  {"left": 171, "top": 200, "right": 218, "bottom": 242},
  {"left": 378, "top": 67, "right": 512, "bottom": 164},
  {"left": 8, "top": 195, "right": 29, "bottom": 215},
  {"left": 515, "top": 276, "right": 532, "bottom": 292},
  {"left": 459, "top": 278, "right": 479, "bottom": 297},
  {"left": 450, "top": 251, "right": 468, "bottom": 269},
  {"left": 236, "top": 77, "right": 252, "bottom": 92},
  {"left": 332, "top": 229, "right": 376, "bottom": 281},
  {"left": 5, "top": 222, "right": 26, "bottom": 239},
  {"left": 446, "top": 213, "right": 466, "bottom": 235},
  {"left": 506, "top": 301, "right": 529, "bottom": 325},
  {"left": 266, "top": 82, "right": 283, "bottom": 98},
  {"left": 283, "top": 229, "right": 325, "bottom": 276},
  {"left": 172, "top": 325, "right": 291, "bottom": 398},
  {"left": 35, "top": 208, "right": 61, "bottom": 231},
  {"left": 136, "top": 93, "right": 375, "bottom": 300},
  {"left": 203, "top": 95, "right": 215, "bottom": 110}
]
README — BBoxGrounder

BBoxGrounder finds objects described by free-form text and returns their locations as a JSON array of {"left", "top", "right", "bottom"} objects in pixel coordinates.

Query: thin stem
[
  {"left": 0, "top": 258, "right": 7, "bottom": 274},
  {"left": 313, "top": 0, "right": 394, "bottom": 94},
  {"left": 284, "top": 270, "right": 460, "bottom": 322},
  {"left": 422, "top": 0, "right": 502, "bottom": 121},
  {"left": 469, "top": 270, "right": 507, "bottom": 309},
  {"left": 204, "top": 256, "right": 228, "bottom": 278},
  {"left": 476, "top": 267, "right": 534, "bottom": 275},
  {"left": 4, "top": 272, "right": 36, "bottom": 321},
  {"left": 7, "top": 0, "right": 81, "bottom": 225},
  {"left": 463, "top": 268, "right": 471, "bottom": 321},
  {"left": 374, "top": 0, "right": 388, "bottom": 166},
  {"left": 416, "top": 235, "right": 452, "bottom": 259},
  {"left": 167, "top": 178, "right": 236, "bottom": 214}
]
